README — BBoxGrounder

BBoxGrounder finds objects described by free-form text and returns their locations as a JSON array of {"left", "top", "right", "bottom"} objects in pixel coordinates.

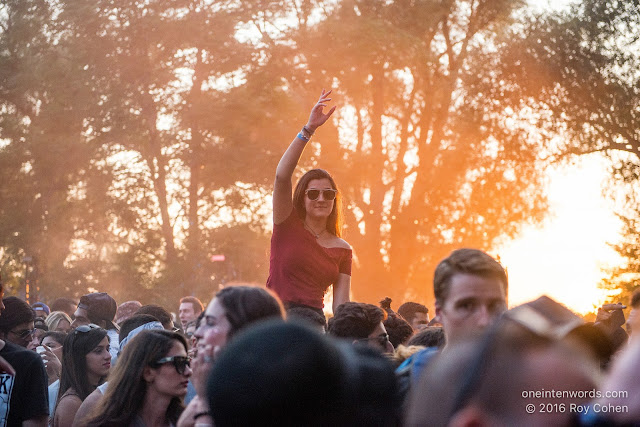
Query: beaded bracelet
[{"left": 297, "top": 132, "right": 310, "bottom": 142}]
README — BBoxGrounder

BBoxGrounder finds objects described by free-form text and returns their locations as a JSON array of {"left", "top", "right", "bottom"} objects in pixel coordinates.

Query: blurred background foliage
[{"left": 0, "top": 0, "right": 637, "bottom": 310}]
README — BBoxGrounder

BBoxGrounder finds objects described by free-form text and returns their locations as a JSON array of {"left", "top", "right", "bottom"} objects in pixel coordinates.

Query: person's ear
[
  {"left": 143, "top": 366, "right": 156, "bottom": 383},
  {"left": 434, "top": 302, "right": 443, "bottom": 323}
]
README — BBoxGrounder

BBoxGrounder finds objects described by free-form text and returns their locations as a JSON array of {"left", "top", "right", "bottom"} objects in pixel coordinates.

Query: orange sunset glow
[{"left": 497, "top": 155, "right": 624, "bottom": 314}]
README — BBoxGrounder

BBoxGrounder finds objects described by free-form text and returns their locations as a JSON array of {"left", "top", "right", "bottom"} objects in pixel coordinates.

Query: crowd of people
[{"left": 0, "top": 91, "right": 639, "bottom": 426}]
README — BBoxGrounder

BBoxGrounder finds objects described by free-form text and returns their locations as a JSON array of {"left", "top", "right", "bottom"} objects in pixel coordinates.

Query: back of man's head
[
  {"left": 78, "top": 292, "right": 117, "bottom": 329},
  {"left": 328, "top": 302, "right": 386, "bottom": 340},
  {"left": 287, "top": 306, "right": 327, "bottom": 332},
  {"left": 119, "top": 314, "right": 160, "bottom": 343},
  {"left": 50, "top": 297, "right": 76, "bottom": 317},
  {"left": 433, "top": 248, "right": 507, "bottom": 306},
  {"left": 208, "top": 320, "right": 400, "bottom": 426},
  {"left": 135, "top": 304, "right": 173, "bottom": 330},
  {"left": 380, "top": 298, "right": 413, "bottom": 347},
  {"left": 0, "top": 297, "right": 35, "bottom": 333}
]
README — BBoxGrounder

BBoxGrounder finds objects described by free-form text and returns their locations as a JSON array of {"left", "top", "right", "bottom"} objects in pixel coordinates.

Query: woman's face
[
  {"left": 202, "top": 298, "right": 232, "bottom": 359},
  {"left": 85, "top": 336, "right": 111, "bottom": 385},
  {"left": 148, "top": 340, "right": 192, "bottom": 398},
  {"left": 28, "top": 329, "right": 47, "bottom": 351},
  {"left": 304, "top": 178, "right": 335, "bottom": 220},
  {"left": 54, "top": 319, "right": 71, "bottom": 334},
  {"left": 41, "top": 336, "right": 63, "bottom": 361}
]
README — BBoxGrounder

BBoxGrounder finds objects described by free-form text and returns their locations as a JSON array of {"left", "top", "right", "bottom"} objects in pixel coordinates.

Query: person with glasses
[
  {"left": 84, "top": 330, "right": 191, "bottom": 427},
  {"left": 0, "top": 296, "right": 40, "bottom": 349},
  {"left": 0, "top": 291, "right": 49, "bottom": 425},
  {"left": 52, "top": 325, "right": 110, "bottom": 427},
  {"left": 71, "top": 315, "right": 165, "bottom": 426},
  {"left": 328, "top": 302, "right": 395, "bottom": 354},
  {"left": 267, "top": 89, "right": 352, "bottom": 316}
]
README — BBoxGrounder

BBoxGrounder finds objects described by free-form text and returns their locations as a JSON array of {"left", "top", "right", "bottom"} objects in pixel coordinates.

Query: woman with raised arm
[{"left": 266, "top": 89, "right": 352, "bottom": 316}]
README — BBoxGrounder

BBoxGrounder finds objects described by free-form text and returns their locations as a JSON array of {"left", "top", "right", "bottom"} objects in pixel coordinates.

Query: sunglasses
[
  {"left": 358, "top": 333, "right": 390, "bottom": 348},
  {"left": 10, "top": 328, "right": 36, "bottom": 340},
  {"left": 74, "top": 324, "right": 102, "bottom": 334},
  {"left": 305, "top": 188, "right": 337, "bottom": 201},
  {"left": 153, "top": 355, "right": 191, "bottom": 375}
]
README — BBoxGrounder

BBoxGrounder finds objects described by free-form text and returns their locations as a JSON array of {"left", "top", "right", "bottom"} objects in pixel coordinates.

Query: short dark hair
[
  {"left": 398, "top": 302, "right": 429, "bottom": 324},
  {"left": 78, "top": 293, "right": 117, "bottom": 329},
  {"left": 50, "top": 297, "right": 77, "bottom": 316},
  {"left": 215, "top": 286, "right": 285, "bottom": 339},
  {"left": 328, "top": 302, "right": 387, "bottom": 340},
  {"left": 41, "top": 331, "right": 66, "bottom": 347},
  {"left": 119, "top": 314, "right": 160, "bottom": 343},
  {"left": 135, "top": 304, "right": 173, "bottom": 329},
  {"left": 179, "top": 296, "right": 204, "bottom": 313},
  {"left": 0, "top": 297, "right": 36, "bottom": 333},
  {"left": 433, "top": 248, "right": 507, "bottom": 306},
  {"left": 207, "top": 321, "right": 400, "bottom": 427},
  {"left": 380, "top": 298, "right": 413, "bottom": 347},
  {"left": 287, "top": 307, "right": 327, "bottom": 331},
  {"left": 407, "top": 326, "right": 446, "bottom": 348},
  {"left": 631, "top": 289, "right": 640, "bottom": 309}
]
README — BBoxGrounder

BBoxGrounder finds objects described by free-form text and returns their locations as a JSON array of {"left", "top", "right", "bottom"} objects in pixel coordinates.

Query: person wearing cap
[
  {"left": 32, "top": 302, "right": 50, "bottom": 319},
  {"left": 406, "top": 298, "right": 603, "bottom": 427},
  {"left": 115, "top": 300, "right": 142, "bottom": 325},
  {"left": 0, "top": 289, "right": 49, "bottom": 425},
  {"left": 72, "top": 292, "right": 120, "bottom": 362}
]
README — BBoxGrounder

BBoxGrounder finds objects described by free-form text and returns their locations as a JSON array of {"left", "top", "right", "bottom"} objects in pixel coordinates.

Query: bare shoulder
[
  {"left": 332, "top": 236, "right": 352, "bottom": 250},
  {"left": 72, "top": 388, "right": 104, "bottom": 427},
  {"left": 55, "top": 392, "right": 83, "bottom": 426}
]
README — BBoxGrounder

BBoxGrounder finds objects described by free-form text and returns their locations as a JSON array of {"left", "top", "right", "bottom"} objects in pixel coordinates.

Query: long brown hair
[
  {"left": 84, "top": 330, "right": 187, "bottom": 426},
  {"left": 292, "top": 168, "right": 343, "bottom": 237},
  {"left": 55, "top": 326, "right": 108, "bottom": 415}
]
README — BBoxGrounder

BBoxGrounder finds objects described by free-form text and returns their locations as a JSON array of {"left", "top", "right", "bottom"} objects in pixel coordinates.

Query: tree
[
  {"left": 272, "top": 0, "right": 550, "bottom": 305},
  {"left": 0, "top": 0, "right": 100, "bottom": 300},
  {"left": 495, "top": 0, "right": 640, "bottom": 304}
]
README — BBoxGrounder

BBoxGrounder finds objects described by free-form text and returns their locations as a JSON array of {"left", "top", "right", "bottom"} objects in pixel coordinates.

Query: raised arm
[{"left": 273, "top": 89, "right": 337, "bottom": 224}]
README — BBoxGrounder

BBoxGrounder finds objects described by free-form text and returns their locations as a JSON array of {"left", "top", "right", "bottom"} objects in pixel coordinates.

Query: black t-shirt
[{"left": 0, "top": 341, "right": 49, "bottom": 426}]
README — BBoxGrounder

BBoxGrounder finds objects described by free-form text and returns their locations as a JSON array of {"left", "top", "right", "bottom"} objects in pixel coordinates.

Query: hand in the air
[{"left": 306, "top": 89, "right": 336, "bottom": 133}]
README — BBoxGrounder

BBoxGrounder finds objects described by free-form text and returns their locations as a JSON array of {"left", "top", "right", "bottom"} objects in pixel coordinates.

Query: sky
[
  {"left": 497, "top": 154, "right": 624, "bottom": 314},
  {"left": 487, "top": 0, "right": 628, "bottom": 315}
]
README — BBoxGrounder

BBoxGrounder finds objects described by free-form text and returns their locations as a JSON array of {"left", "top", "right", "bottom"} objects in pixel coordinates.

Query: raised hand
[{"left": 306, "top": 89, "right": 336, "bottom": 133}]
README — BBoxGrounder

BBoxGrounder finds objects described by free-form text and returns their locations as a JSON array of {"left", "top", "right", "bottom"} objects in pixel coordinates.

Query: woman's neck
[
  {"left": 139, "top": 389, "right": 172, "bottom": 427},
  {"left": 87, "top": 373, "right": 101, "bottom": 388},
  {"left": 304, "top": 215, "right": 328, "bottom": 235}
]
